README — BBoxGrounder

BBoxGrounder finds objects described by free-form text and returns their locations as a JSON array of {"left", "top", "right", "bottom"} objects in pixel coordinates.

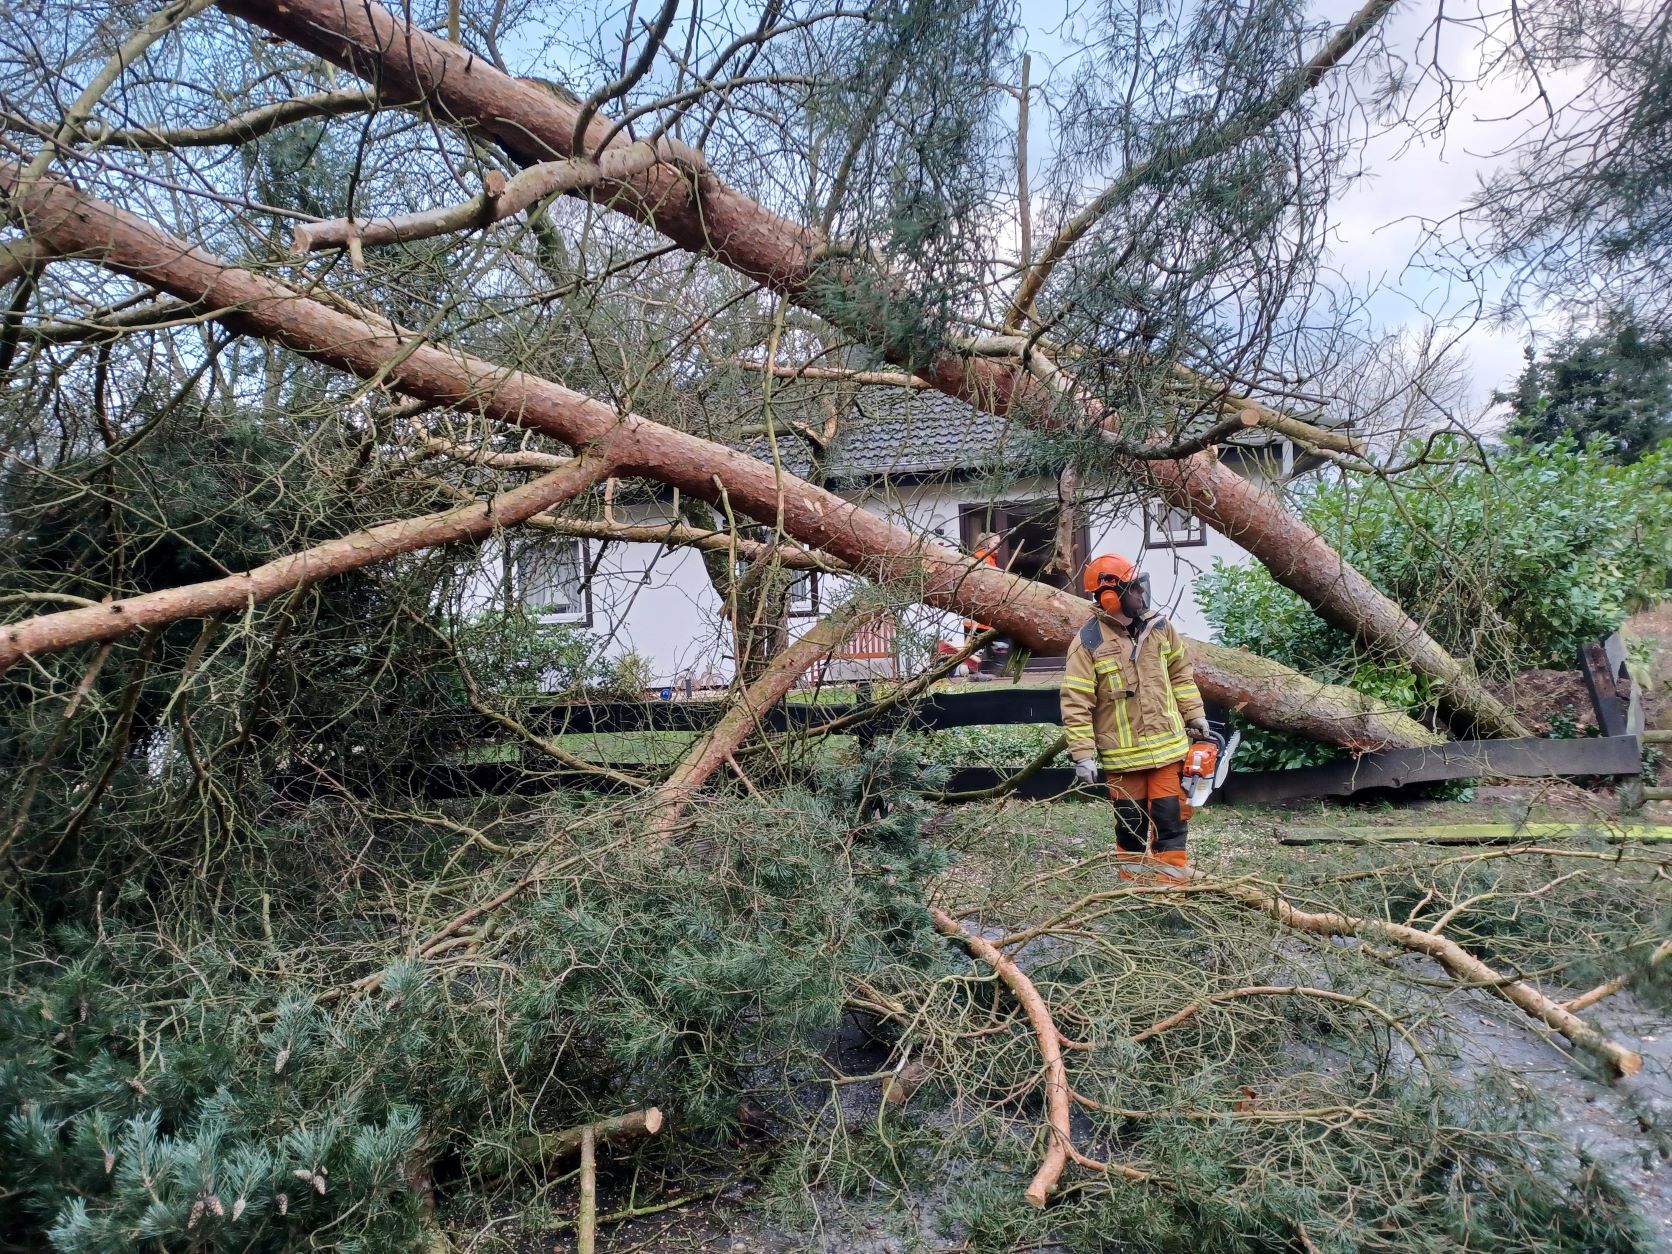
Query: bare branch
[
  {"left": 290, "top": 140, "right": 701, "bottom": 257},
  {"left": 1005, "top": 0, "right": 1400, "bottom": 329},
  {"left": 93, "top": 88, "right": 388, "bottom": 150}
]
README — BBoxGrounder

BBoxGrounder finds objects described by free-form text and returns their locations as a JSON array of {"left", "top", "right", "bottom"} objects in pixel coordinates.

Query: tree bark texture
[
  {"left": 217, "top": 0, "right": 1525, "bottom": 740},
  {"left": 0, "top": 162, "right": 1438, "bottom": 752}
]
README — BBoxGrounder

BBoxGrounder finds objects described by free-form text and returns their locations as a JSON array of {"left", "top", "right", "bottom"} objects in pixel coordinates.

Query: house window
[
  {"left": 1143, "top": 500, "right": 1206, "bottom": 549},
  {"left": 788, "top": 571, "right": 820, "bottom": 617},
  {"left": 516, "top": 537, "right": 592, "bottom": 624}
]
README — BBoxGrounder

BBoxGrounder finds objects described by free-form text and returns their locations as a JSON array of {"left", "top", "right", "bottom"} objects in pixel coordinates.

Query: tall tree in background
[
  {"left": 1464, "top": 0, "right": 1672, "bottom": 331},
  {"left": 1501, "top": 310, "right": 1672, "bottom": 462}
]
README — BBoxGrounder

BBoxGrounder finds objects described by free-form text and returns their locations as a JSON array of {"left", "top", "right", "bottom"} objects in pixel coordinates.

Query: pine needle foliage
[{"left": 0, "top": 747, "right": 953, "bottom": 1251}]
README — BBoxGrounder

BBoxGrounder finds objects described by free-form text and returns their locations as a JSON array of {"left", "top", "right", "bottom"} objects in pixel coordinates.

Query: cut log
[
  {"left": 219, "top": 0, "right": 1527, "bottom": 740},
  {"left": 0, "top": 162, "right": 1439, "bottom": 753},
  {"left": 515, "top": 1107, "right": 664, "bottom": 1163},
  {"left": 577, "top": 1125, "right": 597, "bottom": 1254}
]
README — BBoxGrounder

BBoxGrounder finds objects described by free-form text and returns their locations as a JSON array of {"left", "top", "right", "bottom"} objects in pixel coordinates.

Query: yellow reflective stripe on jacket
[
  {"left": 1099, "top": 730, "right": 1190, "bottom": 771},
  {"left": 1063, "top": 676, "right": 1096, "bottom": 693}
]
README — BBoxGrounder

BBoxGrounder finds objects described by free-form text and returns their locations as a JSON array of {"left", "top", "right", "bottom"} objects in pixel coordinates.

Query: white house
[{"left": 459, "top": 386, "right": 1327, "bottom": 690}]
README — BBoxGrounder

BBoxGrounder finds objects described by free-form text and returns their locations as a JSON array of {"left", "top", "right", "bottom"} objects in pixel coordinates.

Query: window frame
[
  {"left": 786, "top": 570, "right": 821, "bottom": 618},
  {"left": 1142, "top": 499, "right": 1207, "bottom": 550},
  {"left": 515, "top": 536, "right": 594, "bottom": 627},
  {"left": 956, "top": 499, "right": 1088, "bottom": 589}
]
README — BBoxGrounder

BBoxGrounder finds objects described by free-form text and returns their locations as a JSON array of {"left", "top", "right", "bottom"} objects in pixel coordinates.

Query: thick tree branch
[
  {"left": 645, "top": 596, "right": 884, "bottom": 845},
  {"left": 0, "top": 449, "right": 615, "bottom": 668},
  {"left": 421, "top": 473, "right": 849, "bottom": 572},
  {"left": 730, "top": 358, "right": 930, "bottom": 389},
  {"left": 0, "top": 238, "right": 48, "bottom": 287},
  {"left": 290, "top": 139, "right": 700, "bottom": 256}
]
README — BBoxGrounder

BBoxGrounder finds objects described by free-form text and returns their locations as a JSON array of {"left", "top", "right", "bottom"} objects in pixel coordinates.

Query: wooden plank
[
  {"left": 1218, "top": 735, "right": 1643, "bottom": 806},
  {"left": 1279, "top": 822, "right": 1672, "bottom": 846},
  {"left": 1579, "top": 639, "right": 1628, "bottom": 738},
  {"left": 1604, "top": 629, "right": 1628, "bottom": 684}
]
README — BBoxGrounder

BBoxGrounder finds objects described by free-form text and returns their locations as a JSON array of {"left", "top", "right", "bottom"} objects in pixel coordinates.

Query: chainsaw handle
[{"left": 1189, "top": 727, "right": 1226, "bottom": 749}]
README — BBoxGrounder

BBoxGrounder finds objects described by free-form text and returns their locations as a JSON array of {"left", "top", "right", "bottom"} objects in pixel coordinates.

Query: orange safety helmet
[{"left": 1082, "top": 552, "right": 1138, "bottom": 596}]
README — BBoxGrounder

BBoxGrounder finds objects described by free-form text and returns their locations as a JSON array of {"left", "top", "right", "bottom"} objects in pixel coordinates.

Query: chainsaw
[{"left": 1182, "top": 726, "right": 1240, "bottom": 809}]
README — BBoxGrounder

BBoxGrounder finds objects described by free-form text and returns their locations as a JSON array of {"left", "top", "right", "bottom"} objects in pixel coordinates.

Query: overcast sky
[
  {"left": 1009, "top": 0, "right": 1588, "bottom": 424},
  {"left": 1314, "top": 0, "right": 1574, "bottom": 422}
]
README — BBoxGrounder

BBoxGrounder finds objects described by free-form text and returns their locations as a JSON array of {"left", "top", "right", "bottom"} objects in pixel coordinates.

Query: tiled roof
[
  {"left": 829, "top": 389, "right": 1015, "bottom": 479},
  {"left": 744, "top": 380, "right": 1345, "bottom": 484},
  {"left": 738, "top": 385, "right": 1021, "bottom": 482}
]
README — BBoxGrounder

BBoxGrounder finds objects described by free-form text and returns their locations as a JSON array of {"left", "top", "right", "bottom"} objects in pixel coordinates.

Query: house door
[{"left": 957, "top": 500, "right": 1089, "bottom": 593}]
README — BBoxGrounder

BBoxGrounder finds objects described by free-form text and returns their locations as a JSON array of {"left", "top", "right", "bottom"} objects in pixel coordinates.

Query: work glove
[
  {"left": 1073, "top": 758, "right": 1101, "bottom": 786},
  {"left": 1186, "top": 717, "right": 1212, "bottom": 740}
]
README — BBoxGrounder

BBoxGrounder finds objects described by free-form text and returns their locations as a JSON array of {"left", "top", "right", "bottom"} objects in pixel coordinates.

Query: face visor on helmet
[{"left": 1093, "top": 568, "right": 1152, "bottom": 608}]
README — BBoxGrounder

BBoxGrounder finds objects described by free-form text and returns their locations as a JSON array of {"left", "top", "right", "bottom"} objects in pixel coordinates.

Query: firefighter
[{"left": 1061, "top": 554, "right": 1210, "bottom": 879}]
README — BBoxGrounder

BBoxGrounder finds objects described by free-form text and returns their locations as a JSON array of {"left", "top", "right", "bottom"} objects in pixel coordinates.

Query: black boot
[
  {"left": 1111, "top": 798, "right": 1151, "bottom": 879},
  {"left": 1147, "top": 795, "right": 1189, "bottom": 879}
]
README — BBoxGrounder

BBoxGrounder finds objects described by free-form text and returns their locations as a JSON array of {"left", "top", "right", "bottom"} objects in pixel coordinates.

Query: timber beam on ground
[
  {"left": 430, "top": 687, "right": 1645, "bottom": 803},
  {"left": 1276, "top": 823, "right": 1672, "bottom": 845},
  {"left": 405, "top": 735, "right": 1647, "bottom": 805},
  {"left": 1216, "top": 734, "right": 1644, "bottom": 804},
  {"left": 442, "top": 685, "right": 1069, "bottom": 739}
]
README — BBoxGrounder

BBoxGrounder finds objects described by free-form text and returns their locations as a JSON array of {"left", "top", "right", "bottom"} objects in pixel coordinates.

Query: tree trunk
[
  {"left": 219, "top": 0, "right": 1525, "bottom": 739},
  {"left": 0, "top": 161, "right": 1437, "bottom": 752},
  {"left": 1148, "top": 455, "right": 1521, "bottom": 738}
]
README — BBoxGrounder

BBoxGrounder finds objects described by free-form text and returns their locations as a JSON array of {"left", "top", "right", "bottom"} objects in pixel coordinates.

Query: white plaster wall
[
  {"left": 457, "top": 500, "right": 736, "bottom": 690},
  {"left": 827, "top": 477, "right": 1251, "bottom": 642}
]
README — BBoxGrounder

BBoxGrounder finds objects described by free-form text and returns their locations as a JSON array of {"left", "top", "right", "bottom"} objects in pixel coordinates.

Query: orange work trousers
[{"left": 1106, "top": 761, "right": 1190, "bottom": 874}]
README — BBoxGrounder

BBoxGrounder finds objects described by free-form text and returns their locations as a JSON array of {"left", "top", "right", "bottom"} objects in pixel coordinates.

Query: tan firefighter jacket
[{"left": 1060, "top": 611, "right": 1205, "bottom": 773}]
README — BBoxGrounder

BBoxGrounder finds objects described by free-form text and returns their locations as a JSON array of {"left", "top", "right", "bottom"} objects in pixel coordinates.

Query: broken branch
[
  {"left": 518, "top": 1107, "right": 664, "bottom": 1165},
  {"left": 0, "top": 450, "right": 616, "bottom": 669},
  {"left": 645, "top": 596, "right": 885, "bottom": 845},
  {"left": 1192, "top": 874, "right": 1644, "bottom": 1078}
]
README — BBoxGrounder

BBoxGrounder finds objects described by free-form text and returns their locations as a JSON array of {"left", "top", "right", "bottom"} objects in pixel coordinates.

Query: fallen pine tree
[
  {"left": 213, "top": 0, "right": 1528, "bottom": 741},
  {"left": 3, "top": 758, "right": 1664, "bottom": 1251},
  {"left": 0, "top": 160, "right": 1439, "bottom": 754}
]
